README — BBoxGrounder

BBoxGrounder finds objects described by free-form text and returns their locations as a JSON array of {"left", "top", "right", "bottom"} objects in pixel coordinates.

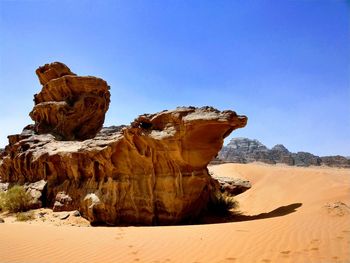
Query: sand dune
[{"left": 1, "top": 163, "right": 349, "bottom": 263}]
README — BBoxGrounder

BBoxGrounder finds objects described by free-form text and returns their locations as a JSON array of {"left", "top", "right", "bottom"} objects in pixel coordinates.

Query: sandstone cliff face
[
  {"left": 30, "top": 62, "right": 110, "bottom": 140},
  {"left": 218, "top": 138, "right": 350, "bottom": 168},
  {"left": 0, "top": 107, "right": 247, "bottom": 225}
]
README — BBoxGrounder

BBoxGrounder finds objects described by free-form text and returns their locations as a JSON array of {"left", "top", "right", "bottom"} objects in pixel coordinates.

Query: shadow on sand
[{"left": 199, "top": 203, "right": 303, "bottom": 224}]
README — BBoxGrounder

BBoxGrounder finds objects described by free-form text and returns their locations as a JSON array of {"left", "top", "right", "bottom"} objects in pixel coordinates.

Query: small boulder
[
  {"left": 53, "top": 192, "right": 74, "bottom": 212},
  {"left": 72, "top": 210, "right": 81, "bottom": 217},
  {"left": 24, "top": 180, "right": 47, "bottom": 209},
  {"left": 0, "top": 182, "right": 9, "bottom": 192},
  {"left": 211, "top": 175, "right": 251, "bottom": 196},
  {"left": 59, "top": 213, "right": 70, "bottom": 220}
]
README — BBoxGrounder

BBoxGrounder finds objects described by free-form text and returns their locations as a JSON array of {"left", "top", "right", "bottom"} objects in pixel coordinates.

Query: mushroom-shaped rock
[
  {"left": 30, "top": 62, "right": 110, "bottom": 140},
  {"left": 0, "top": 106, "right": 247, "bottom": 225}
]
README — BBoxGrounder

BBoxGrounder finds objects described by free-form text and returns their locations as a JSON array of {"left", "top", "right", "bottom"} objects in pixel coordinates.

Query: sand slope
[{"left": 1, "top": 163, "right": 349, "bottom": 263}]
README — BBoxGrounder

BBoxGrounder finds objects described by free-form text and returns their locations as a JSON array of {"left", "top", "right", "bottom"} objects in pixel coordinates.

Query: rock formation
[
  {"left": 219, "top": 138, "right": 274, "bottom": 164},
  {"left": 217, "top": 138, "right": 350, "bottom": 168},
  {"left": 320, "top": 156, "right": 350, "bottom": 168},
  {"left": 210, "top": 175, "right": 251, "bottom": 196},
  {"left": 0, "top": 101, "right": 247, "bottom": 224},
  {"left": 30, "top": 62, "right": 110, "bottom": 140}
]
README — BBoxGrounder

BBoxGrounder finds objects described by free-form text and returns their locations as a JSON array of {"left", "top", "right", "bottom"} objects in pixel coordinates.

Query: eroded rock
[
  {"left": 211, "top": 175, "right": 251, "bottom": 196},
  {"left": 30, "top": 62, "right": 110, "bottom": 140},
  {"left": 53, "top": 192, "right": 74, "bottom": 212},
  {"left": 24, "top": 180, "right": 47, "bottom": 209},
  {"left": 0, "top": 182, "right": 9, "bottom": 192},
  {"left": 0, "top": 106, "right": 247, "bottom": 225}
]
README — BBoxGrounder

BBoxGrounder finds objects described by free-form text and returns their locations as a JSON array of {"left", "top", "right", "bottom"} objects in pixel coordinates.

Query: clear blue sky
[{"left": 0, "top": 0, "right": 349, "bottom": 156}]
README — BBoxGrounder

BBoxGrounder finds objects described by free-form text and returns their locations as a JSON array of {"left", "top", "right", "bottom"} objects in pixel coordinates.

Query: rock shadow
[{"left": 198, "top": 203, "right": 302, "bottom": 225}]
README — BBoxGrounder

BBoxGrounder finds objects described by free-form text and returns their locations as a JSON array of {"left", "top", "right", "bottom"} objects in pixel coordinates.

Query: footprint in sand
[
  {"left": 280, "top": 250, "right": 290, "bottom": 254},
  {"left": 225, "top": 257, "right": 236, "bottom": 261},
  {"left": 280, "top": 250, "right": 291, "bottom": 256},
  {"left": 261, "top": 259, "right": 271, "bottom": 263},
  {"left": 310, "top": 247, "right": 319, "bottom": 251},
  {"left": 115, "top": 232, "right": 125, "bottom": 240},
  {"left": 336, "top": 236, "right": 344, "bottom": 240}
]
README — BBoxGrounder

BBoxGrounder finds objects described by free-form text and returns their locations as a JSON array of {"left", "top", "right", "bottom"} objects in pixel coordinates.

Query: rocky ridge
[{"left": 218, "top": 138, "right": 350, "bottom": 168}]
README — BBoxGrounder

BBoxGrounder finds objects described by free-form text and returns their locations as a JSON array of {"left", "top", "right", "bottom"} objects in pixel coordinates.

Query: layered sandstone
[
  {"left": 0, "top": 106, "right": 247, "bottom": 225},
  {"left": 30, "top": 62, "right": 110, "bottom": 140}
]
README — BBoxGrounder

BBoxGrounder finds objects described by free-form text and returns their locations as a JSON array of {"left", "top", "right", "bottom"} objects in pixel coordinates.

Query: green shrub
[
  {"left": 16, "top": 211, "right": 35, "bottom": 221},
  {"left": 0, "top": 185, "right": 32, "bottom": 213}
]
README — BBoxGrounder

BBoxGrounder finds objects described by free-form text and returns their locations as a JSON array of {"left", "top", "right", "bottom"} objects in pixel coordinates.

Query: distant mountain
[{"left": 217, "top": 138, "right": 350, "bottom": 168}]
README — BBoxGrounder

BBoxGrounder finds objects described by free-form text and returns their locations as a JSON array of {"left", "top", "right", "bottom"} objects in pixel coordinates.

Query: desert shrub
[
  {"left": 0, "top": 185, "right": 32, "bottom": 213},
  {"left": 207, "top": 191, "right": 239, "bottom": 216},
  {"left": 16, "top": 211, "right": 35, "bottom": 221},
  {"left": 0, "top": 191, "right": 5, "bottom": 211}
]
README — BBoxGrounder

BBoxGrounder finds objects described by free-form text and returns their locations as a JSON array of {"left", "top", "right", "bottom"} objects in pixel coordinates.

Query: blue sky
[{"left": 0, "top": 0, "right": 349, "bottom": 156}]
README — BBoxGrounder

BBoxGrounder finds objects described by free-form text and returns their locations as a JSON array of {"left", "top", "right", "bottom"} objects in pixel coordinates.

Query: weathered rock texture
[
  {"left": 53, "top": 192, "right": 74, "bottom": 212},
  {"left": 24, "top": 180, "right": 47, "bottom": 209},
  {"left": 217, "top": 138, "right": 350, "bottom": 168},
  {"left": 0, "top": 106, "right": 247, "bottom": 225},
  {"left": 211, "top": 175, "right": 251, "bottom": 196},
  {"left": 320, "top": 156, "right": 350, "bottom": 168},
  {"left": 30, "top": 62, "right": 110, "bottom": 140}
]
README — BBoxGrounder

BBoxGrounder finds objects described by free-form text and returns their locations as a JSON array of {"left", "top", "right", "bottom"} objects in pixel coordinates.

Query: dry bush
[
  {"left": 207, "top": 191, "right": 239, "bottom": 216},
  {"left": 0, "top": 185, "right": 32, "bottom": 213},
  {"left": 16, "top": 211, "right": 35, "bottom": 221},
  {"left": 0, "top": 191, "right": 5, "bottom": 212}
]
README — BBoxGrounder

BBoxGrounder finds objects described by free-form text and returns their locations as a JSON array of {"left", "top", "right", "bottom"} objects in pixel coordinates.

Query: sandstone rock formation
[
  {"left": 0, "top": 105, "right": 247, "bottom": 225},
  {"left": 30, "top": 62, "right": 110, "bottom": 140},
  {"left": 217, "top": 138, "right": 350, "bottom": 168},
  {"left": 211, "top": 175, "right": 251, "bottom": 196}
]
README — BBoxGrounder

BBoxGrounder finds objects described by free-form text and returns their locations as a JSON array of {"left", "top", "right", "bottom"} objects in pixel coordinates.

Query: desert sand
[{"left": 1, "top": 163, "right": 349, "bottom": 263}]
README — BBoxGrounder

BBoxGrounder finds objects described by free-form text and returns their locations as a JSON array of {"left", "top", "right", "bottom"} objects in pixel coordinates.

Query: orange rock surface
[
  {"left": 1, "top": 106, "right": 246, "bottom": 225},
  {"left": 30, "top": 62, "right": 110, "bottom": 140},
  {"left": 0, "top": 62, "right": 247, "bottom": 225}
]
